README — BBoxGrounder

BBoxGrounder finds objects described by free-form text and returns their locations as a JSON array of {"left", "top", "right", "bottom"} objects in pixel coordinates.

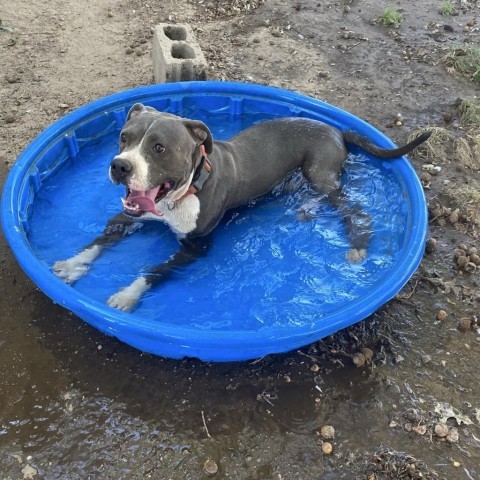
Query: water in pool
[{"left": 28, "top": 112, "right": 409, "bottom": 331}]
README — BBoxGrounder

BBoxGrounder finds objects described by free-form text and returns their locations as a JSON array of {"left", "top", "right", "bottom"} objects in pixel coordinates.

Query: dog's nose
[{"left": 110, "top": 157, "right": 132, "bottom": 182}]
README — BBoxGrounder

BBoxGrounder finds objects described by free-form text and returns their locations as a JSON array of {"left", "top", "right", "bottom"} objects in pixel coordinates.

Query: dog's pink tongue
[{"left": 126, "top": 187, "right": 163, "bottom": 216}]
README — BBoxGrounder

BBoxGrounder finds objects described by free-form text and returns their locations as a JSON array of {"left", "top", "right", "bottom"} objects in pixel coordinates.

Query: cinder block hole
[
  {"left": 163, "top": 26, "right": 187, "bottom": 41},
  {"left": 171, "top": 43, "right": 196, "bottom": 60}
]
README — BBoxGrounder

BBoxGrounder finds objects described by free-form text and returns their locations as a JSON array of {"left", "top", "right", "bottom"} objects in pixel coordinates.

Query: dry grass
[
  {"left": 445, "top": 182, "right": 480, "bottom": 226},
  {"left": 442, "top": 47, "right": 480, "bottom": 85},
  {"left": 459, "top": 98, "right": 480, "bottom": 127},
  {"left": 407, "top": 127, "right": 453, "bottom": 163},
  {"left": 454, "top": 135, "right": 480, "bottom": 171}
]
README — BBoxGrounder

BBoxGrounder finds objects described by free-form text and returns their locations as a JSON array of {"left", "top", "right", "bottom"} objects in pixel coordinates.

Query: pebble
[
  {"left": 58, "top": 103, "right": 69, "bottom": 109},
  {"left": 446, "top": 427, "right": 459, "bottom": 443},
  {"left": 464, "top": 262, "right": 477, "bottom": 273},
  {"left": 310, "top": 364, "right": 320, "bottom": 372},
  {"left": 467, "top": 246, "right": 478, "bottom": 255},
  {"left": 457, "top": 256, "right": 469, "bottom": 268},
  {"left": 443, "top": 112, "right": 453, "bottom": 122},
  {"left": 320, "top": 425, "right": 335, "bottom": 439},
  {"left": 126, "top": 47, "right": 134, "bottom": 55},
  {"left": 425, "top": 238, "right": 437, "bottom": 254},
  {"left": 5, "top": 115, "right": 15, "bottom": 124},
  {"left": 204, "top": 459, "right": 218, "bottom": 475},
  {"left": 413, "top": 424, "right": 427, "bottom": 435},
  {"left": 21, "top": 465, "right": 37, "bottom": 479},
  {"left": 362, "top": 347, "right": 374, "bottom": 361},
  {"left": 469, "top": 254, "right": 480, "bottom": 266},
  {"left": 352, "top": 352, "right": 366, "bottom": 367},
  {"left": 448, "top": 211, "right": 459, "bottom": 224},
  {"left": 436, "top": 309, "right": 447, "bottom": 321},
  {"left": 434, "top": 423, "right": 449, "bottom": 437},
  {"left": 458, "top": 317, "right": 472, "bottom": 332},
  {"left": 321, "top": 442, "right": 333, "bottom": 454}
]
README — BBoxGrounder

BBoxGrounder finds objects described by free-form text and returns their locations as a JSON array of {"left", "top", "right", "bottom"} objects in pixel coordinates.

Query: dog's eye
[
  {"left": 154, "top": 144, "right": 166, "bottom": 154},
  {"left": 120, "top": 133, "right": 127, "bottom": 143}
]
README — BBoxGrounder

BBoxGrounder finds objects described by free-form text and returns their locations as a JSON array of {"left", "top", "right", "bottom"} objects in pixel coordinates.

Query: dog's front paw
[
  {"left": 346, "top": 248, "right": 367, "bottom": 263},
  {"left": 107, "top": 277, "right": 150, "bottom": 313},
  {"left": 52, "top": 259, "right": 89, "bottom": 284}
]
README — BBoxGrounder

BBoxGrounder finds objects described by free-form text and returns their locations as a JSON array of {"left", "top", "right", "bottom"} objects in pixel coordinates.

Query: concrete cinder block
[{"left": 152, "top": 24, "right": 208, "bottom": 83}]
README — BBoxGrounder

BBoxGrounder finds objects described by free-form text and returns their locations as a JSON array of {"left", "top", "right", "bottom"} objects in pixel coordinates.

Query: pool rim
[{"left": 0, "top": 81, "right": 427, "bottom": 360}]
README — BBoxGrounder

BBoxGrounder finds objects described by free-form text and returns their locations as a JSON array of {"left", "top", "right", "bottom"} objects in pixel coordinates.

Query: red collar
[{"left": 180, "top": 145, "right": 212, "bottom": 200}]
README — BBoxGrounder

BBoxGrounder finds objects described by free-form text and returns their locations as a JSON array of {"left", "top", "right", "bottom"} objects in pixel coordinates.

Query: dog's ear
[
  {"left": 126, "top": 103, "right": 158, "bottom": 121},
  {"left": 182, "top": 120, "right": 214, "bottom": 155}
]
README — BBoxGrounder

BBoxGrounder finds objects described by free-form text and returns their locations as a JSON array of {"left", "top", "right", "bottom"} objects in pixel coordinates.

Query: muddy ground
[{"left": 1, "top": 0, "right": 480, "bottom": 478}]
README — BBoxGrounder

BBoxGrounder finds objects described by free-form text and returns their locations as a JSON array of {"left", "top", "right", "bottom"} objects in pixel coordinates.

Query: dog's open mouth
[{"left": 121, "top": 181, "right": 174, "bottom": 217}]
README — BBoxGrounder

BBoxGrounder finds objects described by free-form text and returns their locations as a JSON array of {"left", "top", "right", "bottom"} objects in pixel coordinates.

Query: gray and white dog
[{"left": 53, "top": 103, "right": 430, "bottom": 312}]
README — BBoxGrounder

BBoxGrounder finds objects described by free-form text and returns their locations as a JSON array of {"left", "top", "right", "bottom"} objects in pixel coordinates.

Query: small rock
[
  {"left": 457, "top": 255, "right": 469, "bottom": 268},
  {"left": 446, "top": 427, "right": 459, "bottom": 443},
  {"left": 352, "top": 352, "right": 366, "bottom": 367},
  {"left": 448, "top": 211, "right": 459, "bottom": 224},
  {"left": 469, "top": 254, "right": 480, "bottom": 266},
  {"left": 434, "top": 423, "right": 449, "bottom": 437},
  {"left": 458, "top": 317, "right": 473, "bottom": 332},
  {"left": 467, "top": 246, "right": 477, "bottom": 255},
  {"left": 389, "top": 420, "right": 398, "bottom": 428},
  {"left": 453, "top": 248, "right": 465, "bottom": 259},
  {"left": 404, "top": 422, "right": 413, "bottom": 432},
  {"left": 443, "top": 112, "right": 453, "bottom": 122},
  {"left": 271, "top": 27, "right": 282, "bottom": 37},
  {"left": 125, "top": 47, "right": 134, "bottom": 55},
  {"left": 321, "top": 442, "right": 333, "bottom": 455},
  {"left": 425, "top": 238, "right": 437, "bottom": 254},
  {"left": 58, "top": 103, "right": 69, "bottom": 109},
  {"left": 204, "top": 459, "right": 218, "bottom": 475},
  {"left": 21, "top": 465, "right": 38, "bottom": 479},
  {"left": 320, "top": 425, "right": 335, "bottom": 439},
  {"left": 344, "top": 5, "right": 351, "bottom": 13},
  {"left": 5, "top": 115, "right": 15, "bottom": 124},
  {"left": 464, "top": 262, "right": 477, "bottom": 273},
  {"left": 310, "top": 363, "right": 320, "bottom": 372},
  {"left": 458, "top": 243, "right": 468, "bottom": 251},
  {"left": 436, "top": 309, "right": 447, "bottom": 321},
  {"left": 107, "top": 10, "right": 113, "bottom": 17},
  {"left": 413, "top": 424, "right": 427, "bottom": 435},
  {"left": 362, "top": 347, "right": 374, "bottom": 361}
]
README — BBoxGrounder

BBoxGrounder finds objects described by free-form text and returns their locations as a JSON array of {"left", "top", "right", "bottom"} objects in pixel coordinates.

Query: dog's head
[{"left": 109, "top": 103, "right": 213, "bottom": 217}]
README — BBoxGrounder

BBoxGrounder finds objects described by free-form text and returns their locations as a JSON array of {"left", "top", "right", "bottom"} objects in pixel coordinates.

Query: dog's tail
[{"left": 342, "top": 130, "right": 432, "bottom": 159}]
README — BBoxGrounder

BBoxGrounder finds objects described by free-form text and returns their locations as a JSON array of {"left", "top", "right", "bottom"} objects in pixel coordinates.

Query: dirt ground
[{"left": 1, "top": 0, "right": 480, "bottom": 478}]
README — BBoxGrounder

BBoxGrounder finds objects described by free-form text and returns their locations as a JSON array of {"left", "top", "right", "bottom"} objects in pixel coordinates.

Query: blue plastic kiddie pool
[{"left": 1, "top": 82, "right": 427, "bottom": 361}]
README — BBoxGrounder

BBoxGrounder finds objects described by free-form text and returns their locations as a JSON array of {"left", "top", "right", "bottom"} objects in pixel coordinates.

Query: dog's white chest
[{"left": 147, "top": 194, "right": 200, "bottom": 236}]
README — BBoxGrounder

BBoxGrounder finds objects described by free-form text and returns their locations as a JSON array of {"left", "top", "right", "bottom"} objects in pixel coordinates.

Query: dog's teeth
[{"left": 121, "top": 197, "right": 126, "bottom": 206}]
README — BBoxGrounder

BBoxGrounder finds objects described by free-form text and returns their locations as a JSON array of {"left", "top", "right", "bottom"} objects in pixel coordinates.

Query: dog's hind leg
[
  {"left": 107, "top": 235, "right": 212, "bottom": 312},
  {"left": 52, "top": 213, "right": 137, "bottom": 284},
  {"left": 326, "top": 189, "right": 372, "bottom": 262},
  {"left": 300, "top": 152, "right": 371, "bottom": 262}
]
